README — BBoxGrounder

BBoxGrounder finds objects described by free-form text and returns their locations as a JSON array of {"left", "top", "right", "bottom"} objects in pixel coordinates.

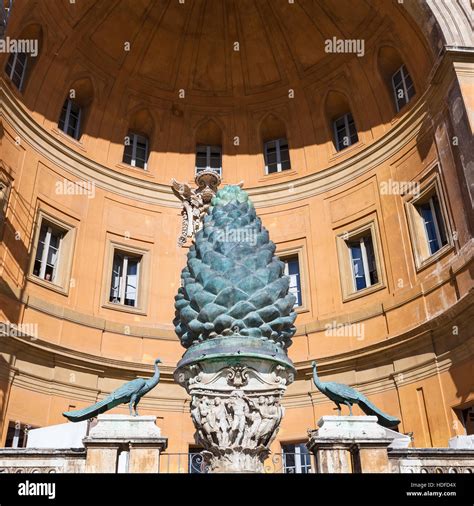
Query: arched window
[
  {"left": 4, "top": 24, "right": 43, "bottom": 91},
  {"left": 260, "top": 114, "right": 290, "bottom": 174},
  {"left": 58, "top": 78, "right": 94, "bottom": 140},
  {"left": 325, "top": 91, "right": 359, "bottom": 152},
  {"left": 195, "top": 119, "right": 222, "bottom": 176},
  {"left": 378, "top": 46, "right": 416, "bottom": 113},
  {"left": 122, "top": 109, "right": 153, "bottom": 170}
]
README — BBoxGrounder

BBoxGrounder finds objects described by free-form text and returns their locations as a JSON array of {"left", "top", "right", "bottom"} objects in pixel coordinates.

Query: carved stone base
[
  {"left": 175, "top": 356, "right": 294, "bottom": 473},
  {"left": 202, "top": 446, "right": 270, "bottom": 473}
]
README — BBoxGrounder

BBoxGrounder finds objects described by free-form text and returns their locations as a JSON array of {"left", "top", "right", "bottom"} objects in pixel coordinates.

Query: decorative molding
[
  {"left": 0, "top": 64, "right": 444, "bottom": 209},
  {"left": 0, "top": 290, "right": 471, "bottom": 411},
  {"left": 0, "top": 239, "right": 471, "bottom": 341}
]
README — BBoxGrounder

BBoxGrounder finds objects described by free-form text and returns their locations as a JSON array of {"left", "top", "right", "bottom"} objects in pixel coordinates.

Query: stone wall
[
  {"left": 0, "top": 448, "right": 86, "bottom": 473},
  {"left": 388, "top": 448, "right": 474, "bottom": 474},
  {"left": 1, "top": 446, "right": 473, "bottom": 474}
]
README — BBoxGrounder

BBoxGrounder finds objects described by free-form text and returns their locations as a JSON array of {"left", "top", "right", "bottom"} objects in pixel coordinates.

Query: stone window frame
[
  {"left": 5, "top": 52, "right": 28, "bottom": 91},
  {"left": 195, "top": 144, "right": 222, "bottom": 176},
  {"left": 0, "top": 171, "right": 12, "bottom": 241},
  {"left": 263, "top": 138, "right": 291, "bottom": 175},
  {"left": 122, "top": 131, "right": 149, "bottom": 170},
  {"left": 277, "top": 245, "right": 310, "bottom": 314},
  {"left": 391, "top": 64, "right": 416, "bottom": 113},
  {"left": 404, "top": 171, "right": 453, "bottom": 272},
  {"left": 101, "top": 239, "right": 150, "bottom": 315},
  {"left": 333, "top": 112, "right": 359, "bottom": 152},
  {"left": 27, "top": 209, "right": 77, "bottom": 296},
  {"left": 280, "top": 440, "right": 313, "bottom": 474},
  {"left": 336, "top": 220, "right": 385, "bottom": 302},
  {"left": 58, "top": 98, "right": 82, "bottom": 140}
]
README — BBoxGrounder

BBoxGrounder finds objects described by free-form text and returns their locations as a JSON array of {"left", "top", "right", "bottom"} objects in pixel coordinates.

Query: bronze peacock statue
[
  {"left": 312, "top": 361, "right": 400, "bottom": 428},
  {"left": 63, "top": 358, "right": 162, "bottom": 422}
]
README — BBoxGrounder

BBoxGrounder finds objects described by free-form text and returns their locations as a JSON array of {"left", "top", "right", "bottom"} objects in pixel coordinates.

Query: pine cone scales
[{"left": 174, "top": 185, "right": 297, "bottom": 351}]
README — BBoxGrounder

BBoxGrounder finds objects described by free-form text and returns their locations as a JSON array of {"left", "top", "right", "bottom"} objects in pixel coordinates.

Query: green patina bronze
[
  {"left": 312, "top": 361, "right": 401, "bottom": 428},
  {"left": 62, "top": 358, "right": 162, "bottom": 422},
  {"left": 174, "top": 185, "right": 297, "bottom": 370}
]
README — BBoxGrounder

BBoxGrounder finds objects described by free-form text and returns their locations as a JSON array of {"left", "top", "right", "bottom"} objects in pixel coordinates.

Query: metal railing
[{"left": 159, "top": 452, "right": 314, "bottom": 474}]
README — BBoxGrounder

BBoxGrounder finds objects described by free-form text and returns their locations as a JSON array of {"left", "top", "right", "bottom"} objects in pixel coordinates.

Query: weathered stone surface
[
  {"left": 176, "top": 358, "right": 292, "bottom": 472},
  {"left": 85, "top": 415, "right": 163, "bottom": 440},
  {"left": 307, "top": 416, "right": 399, "bottom": 473},
  {"left": 0, "top": 449, "right": 86, "bottom": 473},
  {"left": 388, "top": 448, "right": 474, "bottom": 473},
  {"left": 82, "top": 415, "right": 167, "bottom": 473}
]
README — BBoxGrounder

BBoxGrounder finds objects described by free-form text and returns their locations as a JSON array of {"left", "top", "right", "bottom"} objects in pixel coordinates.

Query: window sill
[
  {"left": 328, "top": 141, "right": 365, "bottom": 162},
  {"left": 342, "top": 281, "right": 385, "bottom": 303},
  {"left": 26, "top": 274, "right": 70, "bottom": 296},
  {"left": 101, "top": 302, "right": 147, "bottom": 316},
  {"left": 115, "top": 162, "right": 154, "bottom": 177},
  {"left": 51, "top": 127, "right": 86, "bottom": 151},
  {"left": 415, "top": 243, "right": 454, "bottom": 272},
  {"left": 3, "top": 75, "right": 24, "bottom": 97},
  {"left": 258, "top": 169, "right": 297, "bottom": 182},
  {"left": 390, "top": 94, "right": 418, "bottom": 126}
]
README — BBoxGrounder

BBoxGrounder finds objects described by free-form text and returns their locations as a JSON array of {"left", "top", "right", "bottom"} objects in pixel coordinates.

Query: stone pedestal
[
  {"left": 175, "top": 351, "right": 295, "bottom": 473},
  {"left": 307, "top": 416, "right": 403, "bottom": 473},
  {"left": 83, "top": 415, "right": 167, "bottom": 473}
]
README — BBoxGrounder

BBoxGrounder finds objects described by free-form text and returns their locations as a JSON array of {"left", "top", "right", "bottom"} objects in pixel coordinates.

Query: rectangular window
[
  {"left": 336, "top": 222, "right": 384, "bottom": 300},
  {"left": 29, "top": 212, "right": 76, "bottom": 293},
  {"left": 32, "top": 221, "right": 66, "bottom": 284},
  {"left": 0, "top": 179, "right": 11, "bottom": 238},
  {"left": 123, "top": 132, "right": 149, "bottom": 169},
  {"left": 282, "top": 443, "right": 311, "bottom": 474},
  {"left": 333, "top": 113, "right": 358, "bottom": 151},
  {"left": 264, "top": 138, "right": 291, "bottom": 174},
  {"left": 58, "top": 99, "right": 82, "bottom": 139},
  {"left": 405, "top": 179, "right": 451, "bottom": 269},
  {"left": 4, "top": 421, "right": 35, "bottom": 448},
  {"left": 392, "top": 64, "right": 415, "bottom": 112},
  {"left": 347, "top": 234, "right": 378, "bottom": 292},
  {"left": 282, "top": 255, "right": 302, "bottom": 307},
  {"left": 109, "top": 250, "right": 142, "bottom": 307},
  {"left": 195, "top": 145, "right": 222, "bottom": 176},
  {"left": 415, "top": 194, "right": 447, "bottom": 255},
  {"left": 5, "top": 52, "right": 27, "bottom": 90}
]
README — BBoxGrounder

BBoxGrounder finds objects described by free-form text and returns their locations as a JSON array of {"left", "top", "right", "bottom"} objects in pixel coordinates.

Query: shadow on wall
[
  {"left": 0, "top": 353, "right": 15, "bottom": 443},
  {"left": 0, "top": 183, "right": 36, "bottom": 326}
]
